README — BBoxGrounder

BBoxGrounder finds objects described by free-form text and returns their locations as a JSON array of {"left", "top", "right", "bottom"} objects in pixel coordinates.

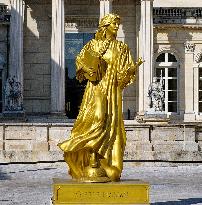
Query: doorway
[{"left": 65, "top": 33, "right": 94, "bottom": 118}]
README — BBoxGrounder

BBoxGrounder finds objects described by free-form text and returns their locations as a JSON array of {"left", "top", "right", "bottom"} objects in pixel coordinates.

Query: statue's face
[
  {"left": 153, "top": 77, "right": 157, "bottom": 82},
  {"left": 107, "top": 19, "right": 120, "bottom": 36}
]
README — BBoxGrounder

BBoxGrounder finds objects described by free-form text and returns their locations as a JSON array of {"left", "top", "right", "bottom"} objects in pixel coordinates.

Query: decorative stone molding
[
  {"left": 65, "top": 15, "right": 99, "bottom": 29},
  {"left": 154, "top": 46, "right": 182, "bottom": 62},
  {"left": 155, "top": 46, "right": 171, "bottom": 54},
  {"left": 154, "top": 24, "right": 202, "bottom": 30},
  {"left": 184, "top": 42, "right": 195, "bottom": 53},
  {"left": 195, "top": 51, "right": 202, "bottom": 63}
]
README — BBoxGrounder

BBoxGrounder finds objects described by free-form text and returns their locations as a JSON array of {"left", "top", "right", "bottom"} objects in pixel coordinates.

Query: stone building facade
[{"left": 0, "top": 0, "right": 202, "bottom": 163}]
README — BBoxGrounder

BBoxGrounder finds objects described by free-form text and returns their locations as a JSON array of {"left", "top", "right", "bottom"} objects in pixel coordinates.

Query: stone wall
[
  {"left": 125, "top": 124, "right": 201, "bottom": 161},
  {"left": 23, "top": 0, "right": 52, "bottom": 113},
  {"left": 0, "top": 122, "right": 201, "bottom": 163}
]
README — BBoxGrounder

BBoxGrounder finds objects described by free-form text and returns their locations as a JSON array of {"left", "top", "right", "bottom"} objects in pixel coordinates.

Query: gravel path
[{"left": 0, "top": 162, "right": 202, "bottom": 205}]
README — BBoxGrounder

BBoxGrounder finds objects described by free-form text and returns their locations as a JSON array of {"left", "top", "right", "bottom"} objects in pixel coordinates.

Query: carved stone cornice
[
  {"left": 65, "top": 15, "right": 99, "bottom": 29},
  {"left": 154, "top": 24, "right": 202, "bottom": 30}
]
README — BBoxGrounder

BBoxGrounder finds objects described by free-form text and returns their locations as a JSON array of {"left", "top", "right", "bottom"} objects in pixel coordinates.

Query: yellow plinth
[{"left": 52, "top": 179, "right": 150, "bottom": 205}]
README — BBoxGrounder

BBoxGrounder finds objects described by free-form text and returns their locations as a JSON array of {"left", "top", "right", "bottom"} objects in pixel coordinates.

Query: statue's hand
[{"left": 137, "top": 57, "right": 144, "bottom": 66}]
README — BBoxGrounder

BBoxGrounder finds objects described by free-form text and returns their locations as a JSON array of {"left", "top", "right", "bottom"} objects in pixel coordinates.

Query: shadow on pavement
[
  {"left": 0, "top": 168, "right": 10, "bottom": 180},
  {"left": 151, "top": 198, "right": 202, "bottom": 205}
]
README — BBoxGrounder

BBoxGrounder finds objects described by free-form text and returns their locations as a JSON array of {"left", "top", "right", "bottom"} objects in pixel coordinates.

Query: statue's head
[
  {"left": 153, "top": 77, "right": 158, "bottom": 82},
  {"left": 95, "top": 13, "right": 120, "bottom": 40},
  {"left": 99, "top": 13, "right": 120, "bottom": 28}
]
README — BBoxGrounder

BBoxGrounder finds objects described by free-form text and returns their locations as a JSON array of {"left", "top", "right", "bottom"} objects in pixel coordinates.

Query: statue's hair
[{"left": 95, "top": 13, "right": 120, "bottom": 40}]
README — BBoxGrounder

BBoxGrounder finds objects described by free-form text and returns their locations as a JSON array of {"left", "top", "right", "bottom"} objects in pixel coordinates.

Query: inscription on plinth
[{"left": 52, "top": 179, "right": 149, "bottom": 205}]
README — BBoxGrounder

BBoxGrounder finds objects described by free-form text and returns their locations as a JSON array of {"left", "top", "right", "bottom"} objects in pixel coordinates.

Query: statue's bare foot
[{"left": 100, "top": 159, "right": 121, "bottom": 182}]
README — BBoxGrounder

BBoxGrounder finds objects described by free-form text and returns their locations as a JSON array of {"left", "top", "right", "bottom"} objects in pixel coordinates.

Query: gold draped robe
[{"left": 59, "top": 39, "right": 136, "bottom": 180}]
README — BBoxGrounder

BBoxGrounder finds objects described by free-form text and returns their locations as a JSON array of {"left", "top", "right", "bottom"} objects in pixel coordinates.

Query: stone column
[
  {"left": 138, "top": 0, "right": 154, "bottom": 115},
  {"left": 184, "top": 42, "right": 195, "bottom": 122},
  {"left": 136, "top": 1, "right": 141, "bottom": 113},
  {"left": 9, "top": 0, "right": 24, "bottom": 81},
  {"left": 51, "top": 0, "right": 65, "bottom": 114},
  {"left": 100, "top": 0, "right": 113, "bottom": 19},
  {"left": 5, "top": 0, "right": 25, "bottom": 114}
]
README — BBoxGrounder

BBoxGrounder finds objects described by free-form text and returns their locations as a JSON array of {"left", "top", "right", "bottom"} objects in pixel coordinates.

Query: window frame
[
  {"left": 155, "top": 52, "right": 179, "bottom": 115},
  {"left": 198, "top": 67, "right": 202, "bottom": 113}
]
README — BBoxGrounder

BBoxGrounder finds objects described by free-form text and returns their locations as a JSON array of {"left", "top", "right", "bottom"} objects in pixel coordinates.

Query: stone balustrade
[
  {"left": 153, "top": 7, "right": 202, "bottom": 25},
  {"left": 154, "top": 8, "right": 202, "bottom": 18}
]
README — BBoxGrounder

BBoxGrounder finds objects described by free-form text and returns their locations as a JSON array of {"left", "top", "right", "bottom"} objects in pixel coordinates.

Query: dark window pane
[
  {"left": 168, "top": 53, "right": 177, "bottom": 62},
  {"left": 199, "top": 68, "right": 202, "bottom": 77},
  {"left": 65, "top": 33, "right": 93, "bottom": 119},
  {"left": 199, "top": 80, "right": 202, "bottom": 90},
  {"left": 67, "top": 59, "right": 76, "bottom": 79},
  {"left": 156, "top": 68, "right": 165, "bottom": 77},
  {"left": 199, "top": 102, "right": 202, "bottom": 112},
  {"left": 168, "top": 102, "right": 177, "bottom": 112},
  {"left": 168, "top": 79, "right": 177, "bottom": 90},
  {"left": 156, "top": 53, "right": 165, "bottom": 62},
  {"left": 0, "top": 70, "right": 2, "bottom": 78},
  {"left": 168, "top": 68, "right": 177, "bottom": 77},
  {"left": 168, "top": 91, "right": 177, "bottom": 101},
  {"left": 199, "top": 91, "right": 202, "bottom": 101},
  {"left": 83, "top": 33, "right": 94, "bottom": 45},
  {"left": 65, "top": 33, "right": 83, "bottom": 60},
  {"left": 0, "top": 102, "right": 2, "bottom": 113}
]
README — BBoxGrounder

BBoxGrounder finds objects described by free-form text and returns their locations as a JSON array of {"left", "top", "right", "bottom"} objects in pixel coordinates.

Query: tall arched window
[{"left": 155, "top": 52, "right": 178, "bottom": 113}]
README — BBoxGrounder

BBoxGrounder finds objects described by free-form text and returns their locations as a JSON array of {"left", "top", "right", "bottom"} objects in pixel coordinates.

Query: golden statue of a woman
[{"left": 58, "top": 14, "right": 143, "bottom": 182}]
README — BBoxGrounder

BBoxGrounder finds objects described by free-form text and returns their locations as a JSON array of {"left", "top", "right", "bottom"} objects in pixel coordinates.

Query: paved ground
[{"left": 0, "top": 162, "right": 202, "bottom": 205}]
